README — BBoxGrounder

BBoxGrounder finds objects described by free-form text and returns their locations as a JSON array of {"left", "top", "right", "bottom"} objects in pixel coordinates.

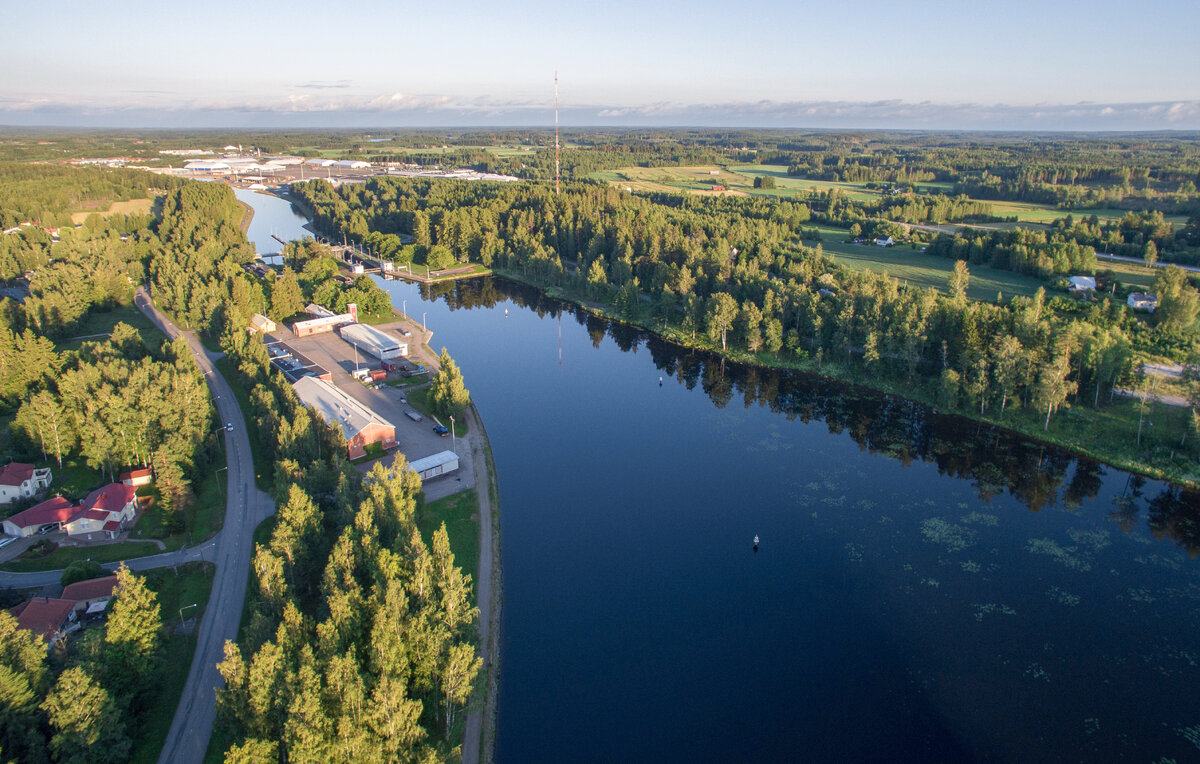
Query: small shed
[
  {"left": 408, "top": 451, "right": 460, "bottom": 481},
  {"left": 1068, "top": 276, "right": 1096, "bottom": 292},
  {"left": 250, "top": 314, "right": 277, "bottom": 333},
  {"left": 1127, "top": 292, "right": 1158, "bottom": 312}
]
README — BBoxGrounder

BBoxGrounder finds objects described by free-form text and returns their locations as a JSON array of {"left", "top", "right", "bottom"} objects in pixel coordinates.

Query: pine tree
[
  {"left": 429, "top": 348, "right": 471, "bottom": 419},
  {"left": 41, "top": 667, "right": 131, "bottom": 764}
]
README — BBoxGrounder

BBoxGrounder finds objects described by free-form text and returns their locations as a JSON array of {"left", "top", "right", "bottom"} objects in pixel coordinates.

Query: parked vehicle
[
  {"left": 369, "top": 369, "right": 387, "bottom": 381},
  {"left": 38, "top": 524, "right": 57, "bottom": 535},
  {"left": 0, "top": 536, "right": 16, "bottom": 549},
  {"left": 433, "top": 424, "right": 449, "bottom": 436},
  {"left": 381, "top": 360, "right": 401, "bottom": 371},
  {"left": 405, "top": 410, "right": 423, "bottom": 422}
]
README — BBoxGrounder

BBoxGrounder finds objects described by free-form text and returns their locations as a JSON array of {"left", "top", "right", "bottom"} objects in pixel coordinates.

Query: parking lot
[{"left": 265, "top": 321, "right": 474, "bottom": 501}]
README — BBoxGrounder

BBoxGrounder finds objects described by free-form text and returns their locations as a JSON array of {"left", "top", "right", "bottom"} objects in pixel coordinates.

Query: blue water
[
  {"left": 379, "top": 278, "right": 1200, "bottom": 763},
  {"left": 232, "top": 187, "right": 310, "bottom": 260},
  {"left": 233, "top": 192, "right": 1200, "bottom": 761}
]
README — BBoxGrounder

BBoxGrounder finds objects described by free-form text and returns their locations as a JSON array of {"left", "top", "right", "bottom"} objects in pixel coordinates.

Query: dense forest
[
  {"left": 292, "top": 175, "right": 1200, "bottom": 482},
  {"left": 0, "top": 168, "right": 480, "bottom": 762}
]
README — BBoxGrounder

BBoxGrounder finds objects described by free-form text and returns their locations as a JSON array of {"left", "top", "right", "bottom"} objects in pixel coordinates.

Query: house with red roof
[
  {"left": 2, "top": 483, "right": 138, "bottom": 540},
  {"left": 0, "top": 462, "right": 52, "bottom": 505},
  {"left": 61, "top": 575, "right": 119, "bottom": 616},
  {"left": 63, "top": 484, "right": 138, "bottom": 539},
  {"left": 9, "top": 597, "right": 77, "bottom": 648},
  {"left": 118, "top": 468, "right": 153, "bottom": 487},
  {"left": 2, "top": 496, "right": 77, "bottom": 537}
]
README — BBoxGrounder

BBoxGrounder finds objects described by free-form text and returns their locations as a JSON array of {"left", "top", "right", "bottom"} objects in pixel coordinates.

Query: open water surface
[
  {"left": 234, "top": 191, "right": 1200, "bottom": 761},
  {"left": 233, "top": 187, "right": 309, "bottom": 263},
  {"left": 378, "top": 277, "right": 1200, "bottom": 763}
]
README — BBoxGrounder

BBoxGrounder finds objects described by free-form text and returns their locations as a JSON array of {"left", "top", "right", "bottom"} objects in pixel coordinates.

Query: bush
[{"left": 61, "top": 559, "right": 105, "bottom": 587}]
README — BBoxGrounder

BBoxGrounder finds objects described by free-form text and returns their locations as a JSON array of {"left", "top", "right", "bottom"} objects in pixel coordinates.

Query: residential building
[
  {"left": 1127, "top": 292, "right": 1158, "bottom": 312},
  {"left": 9, "top": 597, "right": 77, "bottom": 648},
  {"left": 875, "top": 236, "right": 894, "bottom": 247},
  {"left": 119, "top": 468, "right": 153, "bottom": 487},
  {"left": 1068, "top": 276, "right": 1097, "bottom": 292},
  {"left": 61, "top": 575, "right": 119, "bottom": 617},
  {"left": 3, "top": 483, "right": 138, "bottom": 539},
  {"left": 0, "top": 462, "right": 52, "bottom": 505}
]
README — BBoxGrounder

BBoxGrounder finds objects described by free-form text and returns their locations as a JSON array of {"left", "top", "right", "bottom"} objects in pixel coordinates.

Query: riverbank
[
  {"left": 495, "top": 267, "right": 1200, "bottom": 490},
  {"left": 235, "top": 199, "right": 253, "bottom": 233}
]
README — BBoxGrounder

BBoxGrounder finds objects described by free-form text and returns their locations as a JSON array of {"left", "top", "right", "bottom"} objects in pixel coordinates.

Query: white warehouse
[
  {"left": 408, "top": 451, "right": 459, "bottom": 481},
  {"left": 338, "top": 323, "right": 408, "bottom": 360}
]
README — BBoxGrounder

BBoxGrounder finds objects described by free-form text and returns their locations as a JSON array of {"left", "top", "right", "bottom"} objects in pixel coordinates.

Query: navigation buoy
[
  {"left": 659, "top": 376, "right": 663, "bottom": 386},
  {"left": 505, "top": 308, "right": 508, "bottom": 317},
  {"left": 753, "top": 534, "right": 759, "bottom": 552}
]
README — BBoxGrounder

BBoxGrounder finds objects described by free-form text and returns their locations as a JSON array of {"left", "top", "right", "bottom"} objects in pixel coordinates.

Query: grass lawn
[
  {"left": 32, "top": 454, "right": 103, "bottom": 498},
  {"left": 418, "top": 490, "right": 480, "bottom": 602},
  {"left": 128, "top": 562, "right": 216, "bottom": 764},
  {"left": 55, "top": 302, "right": 167, "bottom": 353},
  {"left": 810, "top": 233, "right": 1046, "bottom": 303},
  {"left": 0, "top": 540, "right": 165, "bottom": 572},
  {"left": 405, "top": 388, "right": 469, "bottom": 435},
  {"left": 1099, "top": 259, "right": 1159, "bottom": 291}
]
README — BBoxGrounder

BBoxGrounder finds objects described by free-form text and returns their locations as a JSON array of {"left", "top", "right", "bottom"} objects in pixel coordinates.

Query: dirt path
[{"left": 462, "top": 402, "right": 500, "bottom": 764}]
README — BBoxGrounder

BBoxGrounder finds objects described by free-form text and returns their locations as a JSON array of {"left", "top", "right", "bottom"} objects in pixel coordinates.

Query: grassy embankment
[
  {"left": 405, "top": 387, "right": 470, "bottom": 437},
  {"left": 497, "top": 267, "right": 1200, "bottom": 489},
  {"left": 419, "top": 490, "right": 481, "bottom": 603}
]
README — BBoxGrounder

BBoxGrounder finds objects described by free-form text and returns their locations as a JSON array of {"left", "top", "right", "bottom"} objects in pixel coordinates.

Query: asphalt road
[
  {"left": 0, "top": 538, "right": 219, "bottom": 590},
  {"left": 132, "top": 287, "right": 276, "bottom": 764}
]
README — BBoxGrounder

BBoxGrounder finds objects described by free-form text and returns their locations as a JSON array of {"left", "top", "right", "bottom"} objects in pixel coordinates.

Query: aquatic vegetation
[
  {"left": 856, "top": 499, "right": 876, "bottom": 510},
  {"left": 1178, "top": 723, "right": 1200, "bottom": 750},
  {"left": 972, "top": 603, "right": 1017, "bottom": 622},
  {"left": 922, "top": 578, "right": 940, "bottom": 588},
  {"left": 1025, "top": 662, "right": 1050, "bottom": 682},
  {"left": 1083, "top": 718, "right": 1100, "bottom": 735},
  {"left": 1135, "top": 554, "right": 1182, "bottom": 571},
  {"left": 1046, "top": 586, "right": 1081, "bottom": 606},
  {"left": 1067, "top": 527, "right": 1112, "bottom": 554},
  {"left": 1127, "top": 588, "right": 1156, "bottom": 603},
  {"left": 921, "top": 518, "right": 977, "bottom": 552},
  {"left": 1026, "top": 538, "right": 1092, "bottom": 571},
  {"left": 844, "top": 543, "right": 863, "bottom": 563},
  {"left": 961, "top": 560, "right": 981, "bottom": 573},
  {"left": 961, "top": 511, "right": 1000, "bottom": 527},
  {"left": 821, "top": 495, "right": 847, "bottom": 507},
  {"left": 804, "top": 481, "right": 821, "bottom": 492}
]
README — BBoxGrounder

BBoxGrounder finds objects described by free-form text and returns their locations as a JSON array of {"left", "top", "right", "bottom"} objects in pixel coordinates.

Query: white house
[
  {"left": 61, "top": 484, "right": 138, "bottom": 539},
  {"left": 1127, "top": 292, "right": 1158, "bottom": 312},
  {"left": 875, "top": 236, "right": 894, "bottom": 247},
  {"left": 1068, "top": 276, "right": 1096, "bottom": 292},
  {"left": 0, "top": 463, "right": 52, "bottom": 505}
]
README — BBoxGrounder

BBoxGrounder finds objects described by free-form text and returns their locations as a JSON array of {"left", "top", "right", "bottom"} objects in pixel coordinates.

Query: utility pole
[{"left": 555, "top": 70, "right": 560, "bottom": 196}]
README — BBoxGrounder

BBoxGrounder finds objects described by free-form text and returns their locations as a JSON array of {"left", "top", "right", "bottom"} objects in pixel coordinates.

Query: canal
[
  {"left": 377, "top": 277, "right": 1200, "bottom": 763},
  {"left": 234, "top": 190, "right": 1200, "bottom": 762}
]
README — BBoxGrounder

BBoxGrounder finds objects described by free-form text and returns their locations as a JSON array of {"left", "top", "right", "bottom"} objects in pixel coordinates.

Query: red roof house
[
  {"left": 9, "top": 597, "right": 76, "bottom": 647},
  {"left": 61, "top": 575, "right": 119, "bottom": 615},
  {"left": 118, "top": 468, "right": 153, "bottom": 487},
  {"left": 3, "top": 496, "right": 76, "bottom": 537},
  {"left": 63, "top": 484, "right": 138, "bottom": 539},
  {"left": 0, "top": 462, "right": 52, "bottom": 505}
]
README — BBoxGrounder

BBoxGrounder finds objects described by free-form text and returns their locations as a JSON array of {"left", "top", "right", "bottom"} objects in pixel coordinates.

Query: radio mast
[{"left": 554, "top": 71, "right": 560, "bottom": 196}]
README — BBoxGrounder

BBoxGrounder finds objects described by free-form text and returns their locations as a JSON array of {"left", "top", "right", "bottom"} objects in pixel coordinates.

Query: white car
[{"left": 225, "top": 423, "right": 234, "bottom": 432}]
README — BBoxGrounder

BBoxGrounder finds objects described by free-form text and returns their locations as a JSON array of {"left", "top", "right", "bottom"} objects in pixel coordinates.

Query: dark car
[{"left": 432, "top": 424, "right": 449, "bottom": 436}]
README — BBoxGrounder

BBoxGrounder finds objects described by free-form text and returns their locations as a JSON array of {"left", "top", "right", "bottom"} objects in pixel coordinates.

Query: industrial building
[
  {"left": 408, "top": 451, "right": 460, "bottom": 481},
  {"left": 338, "top": 323, "right": 408, "bottom": 361},
  {"left": 267, "top": 343, "right": 330, "bottom": 383},
  {"left": 292, "top": 376, "right": 396, "bottom": 458},
  {"left": 292, "top": 312, "right": 354, "bottom": 337}
]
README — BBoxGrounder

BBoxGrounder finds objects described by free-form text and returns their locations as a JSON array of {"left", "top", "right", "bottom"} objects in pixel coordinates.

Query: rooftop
[
  {"left": 81, "top": 483, "right": 136, "bottom": 514},
  {"left": 61, "top": 575, "right": 118, "bottom": 603},
  {"left": 0, "top": 462, "right": 34, "bottom": 487},
  {"left": 10, "top": 598, "right": 74, "bottom": 643},
  {"left": 292, "top": 376, "right": 393, "bottom": 441},
  {"left": 5, "top": 495, "right": 77, "bottom": 528}
]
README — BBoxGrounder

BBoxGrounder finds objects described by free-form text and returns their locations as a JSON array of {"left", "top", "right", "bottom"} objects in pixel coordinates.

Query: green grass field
[
  {"left": 418, "top": 489, "right": 480, "bottom": 602},
  {"left": 55, "top": 302, "right": 166, "bottom": 353},
  {"left": 0, "top": 540, "right": 165, "bottom": 572},
  {"left": 1098, "top": 258, "right": 1160, "bottom": 291},
  {"left": 809, "top": 228, "right": 1045, "bottom": 303}
]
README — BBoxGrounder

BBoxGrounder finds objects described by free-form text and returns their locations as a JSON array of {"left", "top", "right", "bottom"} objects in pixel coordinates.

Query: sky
[{"left": 4, "top": 0, "right": 1199, "bottom": 130}]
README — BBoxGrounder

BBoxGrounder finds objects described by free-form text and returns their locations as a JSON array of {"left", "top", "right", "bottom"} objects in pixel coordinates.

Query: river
[
  {"left": 237, "top": 191, "right": 1200, "bottom": 762},
  {"left": 233, "top": 187, "right": 310, "bottom": 264}
]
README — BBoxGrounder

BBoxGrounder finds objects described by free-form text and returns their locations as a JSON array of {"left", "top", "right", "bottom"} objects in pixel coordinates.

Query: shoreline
[{"left": 493, "top": 267, "right": 1200, "bottom": 491}]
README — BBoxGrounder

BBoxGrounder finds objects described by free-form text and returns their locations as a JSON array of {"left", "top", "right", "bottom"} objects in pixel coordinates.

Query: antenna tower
[{"left": 554, "top": 71, "right": 560, "bottom": 195}]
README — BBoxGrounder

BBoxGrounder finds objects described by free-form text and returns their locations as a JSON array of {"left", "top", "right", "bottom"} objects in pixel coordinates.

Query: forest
[
  {"left": 0, "top": 168, "right": 480, "bottom": 762},
  {"left": 291, "top": 174, "right": 1200, "bottom": 484}
]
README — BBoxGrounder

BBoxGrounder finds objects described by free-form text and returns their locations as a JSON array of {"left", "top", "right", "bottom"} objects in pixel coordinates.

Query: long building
[
  {"left": 292, "top": 376, "right": 396, "bottom": 458},
  {"left": 338, "top": 323, "right": 408, "bottom": 361}
]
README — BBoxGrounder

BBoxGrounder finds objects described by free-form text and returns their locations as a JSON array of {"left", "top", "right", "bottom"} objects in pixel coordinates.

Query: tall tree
[
  {"left": 41, "top": 667, "right": 131, "bottom": 764},
  {"left": 705, "top": 293, "right": 738, "bottom": 351},
  {"left": 429, "top": 348, "right": 471, "bottom": 419}
]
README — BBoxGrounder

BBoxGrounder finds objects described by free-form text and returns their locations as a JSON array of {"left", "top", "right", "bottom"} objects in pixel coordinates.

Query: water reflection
[{"left": 428, "top": 275, "right": 1200, "bottom": 554}]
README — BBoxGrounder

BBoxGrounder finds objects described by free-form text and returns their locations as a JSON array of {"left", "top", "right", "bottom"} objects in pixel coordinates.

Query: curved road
[{"left": 132, "top": 287, "right": 275, "bottom": 764}]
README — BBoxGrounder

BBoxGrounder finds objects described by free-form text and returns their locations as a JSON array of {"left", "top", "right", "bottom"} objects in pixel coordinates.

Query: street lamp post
[
  {"left": 179, "top": 602, "right": 197, "bottom": 631},
  {"left": 449, "top": 415, "right": 455, "bottom": 454}
]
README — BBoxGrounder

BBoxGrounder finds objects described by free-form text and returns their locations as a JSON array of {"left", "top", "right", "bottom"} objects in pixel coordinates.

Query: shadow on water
[{"left": 427, "top": 274, "right": 1200, "bottom": 555}]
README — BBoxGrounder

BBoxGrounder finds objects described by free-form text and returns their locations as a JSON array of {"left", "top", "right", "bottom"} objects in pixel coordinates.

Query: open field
[
  {"left": 70, "top": 197, "right": 154, "bottom": 225},
  {"left": 592, "top": 164, "right": 749, "bottom": 195},
  {"left": 809, "top": 227, "right": 1046, "bottom": 302},
  {"left": 1098, "top": 258, "right": 1159, "bottom": 290},
  {"left": 55, "top": 302, "right": 165, "bottom": 353}
]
